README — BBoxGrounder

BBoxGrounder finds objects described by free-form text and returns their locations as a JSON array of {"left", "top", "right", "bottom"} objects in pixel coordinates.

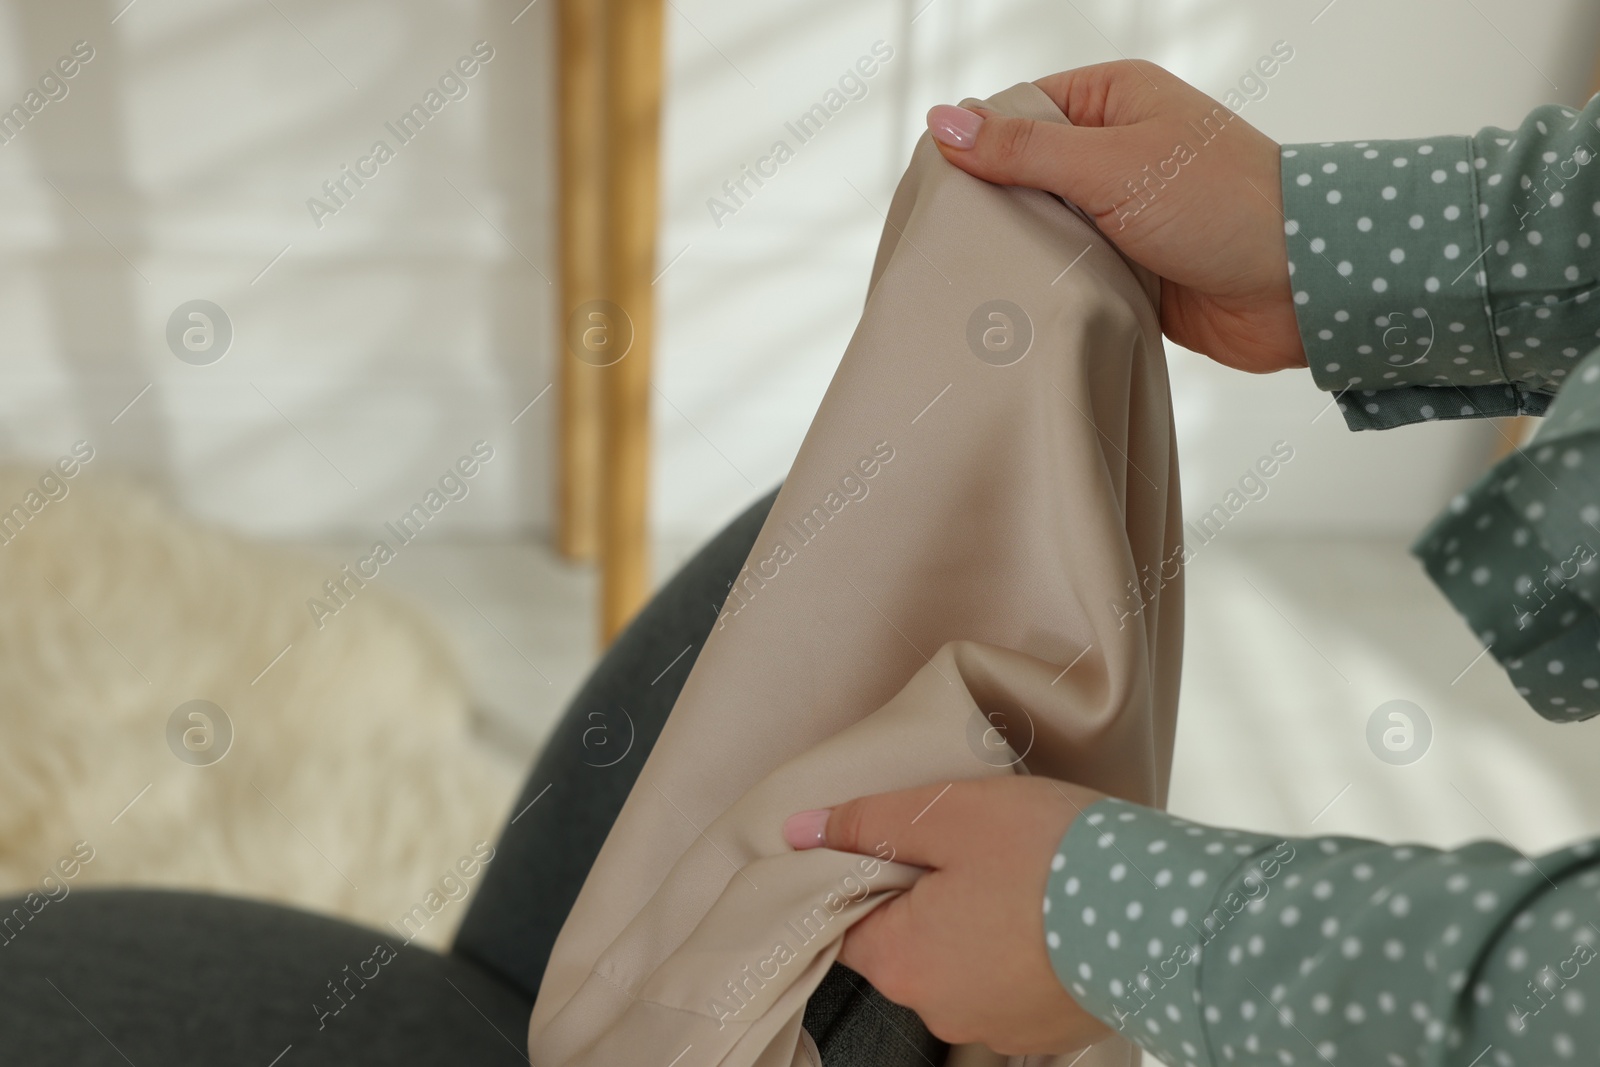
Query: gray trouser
[{"left": 454, "top": 486, "right": 942, "bottom": 1064}]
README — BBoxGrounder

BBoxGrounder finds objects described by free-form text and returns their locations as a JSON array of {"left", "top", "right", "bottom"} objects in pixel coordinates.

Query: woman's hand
[
  {"left": 925, "top": 60, "right": 1307, "bottom": 375},
  {"left": 782, "top": 776, "right": 1110, "bottom": 1055}
]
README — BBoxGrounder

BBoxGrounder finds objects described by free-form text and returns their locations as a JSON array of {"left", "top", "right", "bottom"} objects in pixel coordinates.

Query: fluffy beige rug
[{"left": 0, "top": 463, "right": 521, "bottom": 948}]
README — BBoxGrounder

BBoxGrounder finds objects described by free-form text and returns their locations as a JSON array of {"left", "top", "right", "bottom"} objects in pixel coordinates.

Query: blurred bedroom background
[{"left": 3, "top": 0, "right": 1600, "bottom": 950}]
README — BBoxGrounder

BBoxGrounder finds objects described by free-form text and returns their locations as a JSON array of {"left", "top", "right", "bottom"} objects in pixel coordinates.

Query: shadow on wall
[
  {"left": 0, "top": 0, "right": 555, "bottom": 540},
  {"left": 484, "top": 2, "right": 555, "bottom": 534},
  {"left": 7, "top": 2, "right": 163, "bottom": 484}
]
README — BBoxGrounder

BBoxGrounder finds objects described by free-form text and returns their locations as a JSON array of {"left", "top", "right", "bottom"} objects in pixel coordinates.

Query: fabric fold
[
  {"left": 528, "top": 80, "right": 1183, "bottom": 1067},
  {"left": 1412, "top": 348, "right": 1600, "bottom": 721}
]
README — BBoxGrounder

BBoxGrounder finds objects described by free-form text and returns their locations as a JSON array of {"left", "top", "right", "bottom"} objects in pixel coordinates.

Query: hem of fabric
[
  {"left": 1279, "top": 135, "right": 1514, "bottom": 430},
  {"left": 1331, "top": 382, "right": 1553, "bottom": 431},
  {"left": 1460, "top": 131, "right": 1508, "bottom": 389}
]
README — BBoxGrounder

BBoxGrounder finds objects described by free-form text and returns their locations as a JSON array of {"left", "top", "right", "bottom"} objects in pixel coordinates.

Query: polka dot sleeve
[
  {"left": 1412, "top": 347, "right": 1600, "bottom": 721},
  {"left": 1044, "top": 798, "right": 1288, "bottom": 1066},
  {"left": 1045, "top": 798, "right": 1600, "bottom": 1067},
  {"left": 1280, "top": 93, "right": 1600, "bottom": 432}
]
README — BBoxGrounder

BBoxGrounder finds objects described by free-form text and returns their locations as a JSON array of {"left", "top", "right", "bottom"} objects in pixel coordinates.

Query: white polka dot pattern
[
  {"left": 1280, "top": 98, "right": 1600, "bottom": 432},
  {"left": 1412, "top": 348, "right": 1600, "bottom": 721},
  {"left": 1044, "top": 799, "right": 1600, "bottom": 1066}
]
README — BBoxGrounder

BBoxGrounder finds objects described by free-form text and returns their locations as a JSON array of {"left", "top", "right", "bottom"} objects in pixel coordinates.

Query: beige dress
[{"left": 528, "top": 80, "right": 1183, "bottom": 1067}]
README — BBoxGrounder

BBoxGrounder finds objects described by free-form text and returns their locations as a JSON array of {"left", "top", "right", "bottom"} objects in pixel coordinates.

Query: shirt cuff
[
  {"left": 1412, "top": 348, "right": 1600, "bottom": 721},
  {"left": 1326, "top": 382, "right": 1553, "bottom": 431},
  {"left": 1043, "top": 798, "right": 1286, "bottom": 1066},
  {"left": 1279, "top": 136, "right": 1536, "bottom": 431}
]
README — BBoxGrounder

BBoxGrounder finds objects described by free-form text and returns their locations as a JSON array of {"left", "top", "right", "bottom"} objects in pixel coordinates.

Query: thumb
[
  {"left": 925, "top": 104, "right": 1161, "bottom": 217},
  {"left": 782, "top": 783, "right": 954, "bottom": 868}
]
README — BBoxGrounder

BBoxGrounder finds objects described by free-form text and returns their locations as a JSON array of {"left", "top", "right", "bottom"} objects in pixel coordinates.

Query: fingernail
[
  {"left": 782, "top": 809, "right": 831, "bottom": 850},
  {"left": 927, "top": 105, "right": 983, "bottom": 149}
]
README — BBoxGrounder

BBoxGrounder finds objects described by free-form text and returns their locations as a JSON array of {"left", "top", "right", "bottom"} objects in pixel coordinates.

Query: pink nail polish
[
  {"left": 782, "top": 809, "right": 831, "bottom": 850},
  {"left": 927, "top": 105, "right": 982, "bottom": 149}
]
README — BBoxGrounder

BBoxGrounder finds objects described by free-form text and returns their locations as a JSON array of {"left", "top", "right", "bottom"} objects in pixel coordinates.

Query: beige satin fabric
[{"left": 529, "top": 81, "right": 1183, "bottom": 1067}]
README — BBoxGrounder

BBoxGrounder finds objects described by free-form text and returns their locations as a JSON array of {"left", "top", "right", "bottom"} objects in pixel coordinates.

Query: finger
[
  {"left": 835, "top": 890, "right": 920, "bottom": 1003},
  {"left": 782, "top": 782, "right": 958, "bottom": 868},
  {"left": 926, "top": 105, "right": 1168, "bottom": 216},
  {"left": 1032, "top": 59, "right": 1174, "bottom": 128}
]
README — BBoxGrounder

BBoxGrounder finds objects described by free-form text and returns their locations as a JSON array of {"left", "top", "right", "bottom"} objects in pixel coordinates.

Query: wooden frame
[
  {"left": 598, "top": 0, "right": 663, "bottom": 642},
  {"left": 554, "top": 0, "right": 663, "bottom": 643},
  {"left": 554, "top": 0, "right": 605, "bottom": 564}
]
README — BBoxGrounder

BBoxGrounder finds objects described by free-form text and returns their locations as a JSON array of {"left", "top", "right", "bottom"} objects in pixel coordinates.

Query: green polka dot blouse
[
  {"left": 1043, "top": 92, "right": 1600, "bottom": 1066},
  {"left": 1049, "top": 800, "right": 1600, "bottom": 1067},
  {"left": 1287, "top": 98, "right": 1600, "bottom": 431},
  {"left": 1413, "top": 358, "right": 1600, "bottom": 724}
]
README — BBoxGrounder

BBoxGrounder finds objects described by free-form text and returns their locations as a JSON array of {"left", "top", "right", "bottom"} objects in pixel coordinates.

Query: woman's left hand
[{"left": 782, "top": 776, "right": 1110, "bottom": 1055}]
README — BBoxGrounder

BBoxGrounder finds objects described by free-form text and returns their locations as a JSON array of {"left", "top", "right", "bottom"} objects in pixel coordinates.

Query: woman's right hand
[{"left": 926, "top": 60, "right": 1308, "bottom": 375}]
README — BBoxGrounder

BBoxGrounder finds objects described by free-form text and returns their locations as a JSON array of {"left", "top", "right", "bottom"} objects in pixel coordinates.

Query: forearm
[
  {"left": 1282, "top": 93, "right": 1600, "bottom": 431},
  {"left": 1046, "top": 798, "right": 1600, "bottom": 1066}
]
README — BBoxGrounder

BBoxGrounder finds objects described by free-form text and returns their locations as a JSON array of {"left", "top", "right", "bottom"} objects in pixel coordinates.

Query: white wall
[
  {"left": 0, "top": 0, "right": 553, "bottom": 539},
  {"left": 652, "top": 0, "right": 1600, "bottom": 550},
  {"left": 0, "top": 0, "right": 1595, "bottom": 558}
]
